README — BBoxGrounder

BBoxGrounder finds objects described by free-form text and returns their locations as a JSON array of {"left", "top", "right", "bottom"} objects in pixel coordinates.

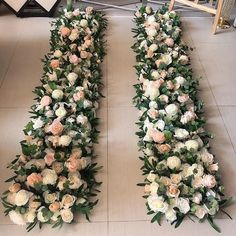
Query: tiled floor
[{"left": 0, "top": 4, "right": 236, "bottom": 236}]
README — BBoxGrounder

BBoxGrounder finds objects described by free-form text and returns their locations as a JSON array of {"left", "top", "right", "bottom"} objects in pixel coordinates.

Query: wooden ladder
[{"left": 168, "top": 0, "right": 224, "bottom": 34}]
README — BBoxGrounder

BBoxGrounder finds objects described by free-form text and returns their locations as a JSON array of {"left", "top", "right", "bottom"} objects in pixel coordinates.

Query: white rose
[
  {"left": 147, "top": 172, "right": 157, "bottom": 182},
  {"left": 143, "top": 148, "right": 154, "bottom": 156},
  {"left": 185, "top": 140, "right": 199, "bottom": 152},
  {"left": 15, "top": 190, "right": 30, "bottom": 206},
  {"left": 55, "top": 107, "right": 67, "bottom": 117},
  {"left": 172, "top": 50, "right": 178, "bottom": 58},
  {"left": 151, "top": 70, "right": 160, "bottom": 80},
  {"left": 67, "top": 72, "right": 78, "bottom": 85},
  {"left": 76, "top": 114, "right": 88, "bottom": 125},
  {"left": 68, "top": 174, "right": 82, "bottom": 189},
  {"left": 178, "top": 55, "right": 189, "bottom": 65},
  {"left": 149, "top": 44, "right": 158, "bottom": 52},
  {"left": 37, "top": 207, "right": 50, "bottom": 222},
  {"left": 161, "top": 54, "right": 172, "bottom": 65},
  {"left": 165, "top": 104, "right": 178, "bottom": 117},
  {"left": 200, "top": 148, "right": 214, "bottom": 164},
  {"left": 60, "top": 209, "right": 74, "bottom": 223},
  {"left": 42, "top": 169, "right": 58, "bottom": 185},
  {"left": 167, "top": 156, "right": 181, "bottom": 170},
  {"left": 80, "top": 19, "right": 88, "bottom": 28},
  {"left": 175, "top": 76, "right": 185, "bottom": 85},
  {"left": 52, "top": 89, "right": 63, "bottom": 100},
  {"left": 59, "top": 135, "right": 72, "bottom": 146},
  {"left": 147, "top": 196, "right": 168, "bottom": 213},
  {"left": 61, "top": 194, "right": 76, "bottom": 209},
  {"left": 147, "top": 15, "right": 156, "bottom": 23},
  {"left": 9, "top": 210, "right": 26, "bottom": 225},
  {"left": 32, "top": 117, "right": 44, "bottom": 129},
  {"left": 54, "top": 50, "right": 62, "bottom": 58},
  {"left": 177, "top": 198, "right": 190, "bottom": 214},
  {"left": 149, "top": 101, "right": 158, "bottom": 109},
  {"left": 165, "top": 208, "right": 177, "bottom": 222},
  {"left": 65, "top": 11, "right": 73, "bottom": 19},
  {"left": 146, "top": 28, "right": 157, "bottom": 37},
  {"left": 150, "top": 182, "right": 159, "bottom": 196},
  {"left": 192, "top": 192, "right": 202, "bottom": 204},
  {"left": 83, "top": 99, "right": 92, "bottom": 108},
  {"left": 174, "top": 128, "right": 189, "bottom": 140},
  {"left": 43, "top": 191, "right": 58, "bottom": 204},
  {"left": 57, "top": 177, "right": 67, "bottom": 191},
  {"left": 156, "top": 119, "right": 165, "bottom": 131},
  {"left": 25, "top": 210, "right": 36, "bottom": 223}
]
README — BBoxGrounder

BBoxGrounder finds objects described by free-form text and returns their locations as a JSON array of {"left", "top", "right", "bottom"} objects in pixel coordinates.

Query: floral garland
[
  {"left": 132, "top": 6, "right": 232, "bottom": 232},
  {"left": 1, "top": 5, "right": 107, "bottom": 231}
]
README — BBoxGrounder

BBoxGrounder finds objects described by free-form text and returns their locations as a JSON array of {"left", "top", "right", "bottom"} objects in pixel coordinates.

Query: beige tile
[
  {"left": 109, "top": 220, "right": 236, "bottom": 236},
  {"left": 107, "top": 107, "right": 148, "bottom": 221},
  {"left": 107, "top": 17, "right": 136, "bottom": 108},
  {"left": 219, "top": 106, "right": 236, "bottom": 153},
  {"left": 0, "top": 222, "right": 107, "bottom": 236},
  {"left": 184, "top": 17, "right": 236, "bottom": 44}
]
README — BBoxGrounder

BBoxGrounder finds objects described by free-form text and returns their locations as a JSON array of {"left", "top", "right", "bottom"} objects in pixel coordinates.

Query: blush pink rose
[
  {"left": 27, "top": 173, "right": 42, "bottom": 187},
  {"left": 40, "top": 96, "right": 52, "bottom": 107},
  {"left": 44, "top": 152, "right": 55, "bottom": 166},
  {"left": 69, "top": 54, "right": 79, "bottom": 65},
  {"left": 50, "top": 59, "right": 60, "bottom": 69},
  {"left": 155, "top": 59, "right": 162, "bottom": 68},
  {"left": 209, "top": 163, "right": 219, "bottom": 172},
  {"left": 49, "top": 120, "right": 64, "bottom": 135},
  {"left": 167, "top": 81, "right": 174, "bottom": 90},
  {"left": 165, "top": 38, "right": 174, "bottom": 47},
  {"left": 178, "top": 94, "right": 189, "bottom": 103},
  {"left": 148, "top": 108, "right": 159, "bottom": 119},
  {"left": 150, "top": 129, "right": 166, "bottom": 143},
  {"left": 61, "top": 27, "right": 71, "bottom": 37},
  {"left": 135, "top": 11, "right": 142, "bottom": 18},
  {"left": 203, "top": 175, "right": 216, "bottom": 188},
  {"left": 73, "top": 90, "right": 85, "bottom": 101}
]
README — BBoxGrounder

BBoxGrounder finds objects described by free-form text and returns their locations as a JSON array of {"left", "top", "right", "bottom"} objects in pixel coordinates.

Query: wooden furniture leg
[
  {"left": 168, "top": 0, "right": 175, "bottom": 11},
  {"left": 212, "top": 0, "right": 224, "bottom": 34}
]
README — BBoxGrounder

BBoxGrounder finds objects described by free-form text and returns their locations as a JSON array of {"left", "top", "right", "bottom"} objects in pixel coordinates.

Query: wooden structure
[{"left": 168, "top": 0, "right": 224, "bottom": 34}]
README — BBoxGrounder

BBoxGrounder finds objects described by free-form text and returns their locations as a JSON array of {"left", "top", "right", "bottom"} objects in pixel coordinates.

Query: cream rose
[
  {"left": 42, "top": 169, "right": 58, "bottom": 185},
  {"left": 61, "top": 194, "right": 76, "bottom": 209},
  {"left": 177, "top": 198, "right": 190, "bottom": 214},
  {"left": 67, "top": 72, "right": 78, "bottom": 85},
  {"left": 167, "top": 156, "right": 181, "bottom": 170},
  {"left": 174, "top": 128, "right": 189, "bottom": 140},
  {"left": 165, "top": 104, "right": 178, "bottom": 117},
  {"left": 60, "top": 209, "right": 74, "bottom": 223},
  {"left": 59, "top": 135, "right": 72, "bottom": 146},
  {"left": 185, "top": 140, "right": 199, "bottom": 152},
  {"left": 52, "top": 89, "right": 63, "bottom": 100},
  {"left": 15, "top": 190, "right": 31, "bottom": 206}
]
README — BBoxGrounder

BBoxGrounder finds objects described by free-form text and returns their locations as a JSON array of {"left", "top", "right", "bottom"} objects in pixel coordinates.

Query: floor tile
[
  {"left": 109, "top": 220, "right": 236, "bottom": 236},
  {"left": 107, "top": 107, "right": 149, "bottom": 221}
]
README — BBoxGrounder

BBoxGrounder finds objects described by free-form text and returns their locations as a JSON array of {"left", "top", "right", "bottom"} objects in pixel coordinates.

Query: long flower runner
[
  {"left": 1, "top": 5, "right": 107, "bottom": 230},
  {"left": 132, "top": 6, "right": 232, "bottom": 232}
]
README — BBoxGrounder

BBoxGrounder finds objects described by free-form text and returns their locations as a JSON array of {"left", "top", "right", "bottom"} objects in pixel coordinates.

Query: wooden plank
[
  {"left": 212, "top": 0, "right": 224, "bottom": 34},
  {"left": 175, "top": 0, "right": 217, "bottom": 14}
]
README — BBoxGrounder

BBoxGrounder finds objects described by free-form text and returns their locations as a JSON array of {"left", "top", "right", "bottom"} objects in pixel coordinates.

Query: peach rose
[
  {"left": 73, "top": 90, "right": 85, "bottom": 101},
  {"left": 44, "top": 152, "right": 55, "bottom": 166},
  {"left": 167, "top": 81, "right": 174, "bottom": 90},
  {"left": 9, "top": 183, "right": 21, "bottom": 193},
  {"left": 40, "top": 96, "right": 52, "bottom": 107},
  {"left": 49, "top": 120, "right": 64, "bottom": 135},
  {"left": 84, "top": 39, "right": 92, "bottom": 47},
  {"left": 49, "top": 202, "right": 60, "bottom": 212},
  {"left": 144, "top": 184, "right": 151, "bottom": 193},
  {"left": 27, "top": 173, "right": 42, "bottom": 187},
  {"left": 157, "top": 144, "right": 171, "bottom": 154},
  {"left": 150, "top": 129, "right": 166, "bottom": 143},
  {"left": 155, "top": 59, "right": 162, "bottom": 68},
  {"left": 148, "top": 108, "right": 159, "bottom": 119},
  {"left": 170, "top": 174, "right": 182, "bottom": 184},
  {"left": 50, "top": 60, "right": 59, "bottom": 69},
  {"left": 160, "top": 70, "right": 167, "bottom": 79},
  {"left": 167, "top": 185, "right": 180, "bottom": 197},
  {"left": 192, "top": 177, "right": 203, "bottom": 189},
  {"left": 66, "top": 157, "right": 80, "bottom": 172},
  {"left": 80, "top": 51, "right": 88, "bottom": 59},
  {"left": 61, "top": 27, "right": 71, "bottom": 37},
  {"left": 69, "top": 54, "right": 79, "bottom": 65},
  {"left": 146, "top": 50, "right": 154, "bottom": 58}
]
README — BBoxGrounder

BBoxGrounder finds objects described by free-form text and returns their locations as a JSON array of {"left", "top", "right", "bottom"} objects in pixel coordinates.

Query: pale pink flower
[
  {"left": 180, "top": 111, "right": 197, "bottom": 124},
  {"left": 40, "top": 96, "right": 52, "bottom": 107},
  {"left": 203, "top": 174, "right": 216, "bottom": 188},
  {"left": 149, "top": 129, "right": 166, "bottom": 143},
  {"left": 165, "top": 38, "right": 174, "bottom": 47},
  {"left": 73, "top": 90, "right": 85, "bottom": 101},
  {"left": 44, "top": 152, "right": 55, "bottom": 166},
  {"left": 69, "top": 54, "right": 79, "bottom": 65},
  {"left": 49, "top": 120, "right": 64, "bottom": 135}
]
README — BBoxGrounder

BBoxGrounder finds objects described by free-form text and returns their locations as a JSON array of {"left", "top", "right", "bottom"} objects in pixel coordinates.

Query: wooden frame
[
  {"left": 1, "top": 0, "right": 61, "bottom": 17},
  {"left": 168, "top": 0, "right": 224, "bottom": 34}
]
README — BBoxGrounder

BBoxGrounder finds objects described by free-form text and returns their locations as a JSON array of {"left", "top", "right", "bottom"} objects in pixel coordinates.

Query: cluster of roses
[
  {"left": 133, "top": 6, "right": 230, "bottom": 231},
  {"left": 2, "top": 6, "right": 107, "bottom": 231}
]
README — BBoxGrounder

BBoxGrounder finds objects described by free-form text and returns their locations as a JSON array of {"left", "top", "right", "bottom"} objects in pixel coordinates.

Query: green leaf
[{"left": 207, "top": 216, "right": 221, "bottom": 233}]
